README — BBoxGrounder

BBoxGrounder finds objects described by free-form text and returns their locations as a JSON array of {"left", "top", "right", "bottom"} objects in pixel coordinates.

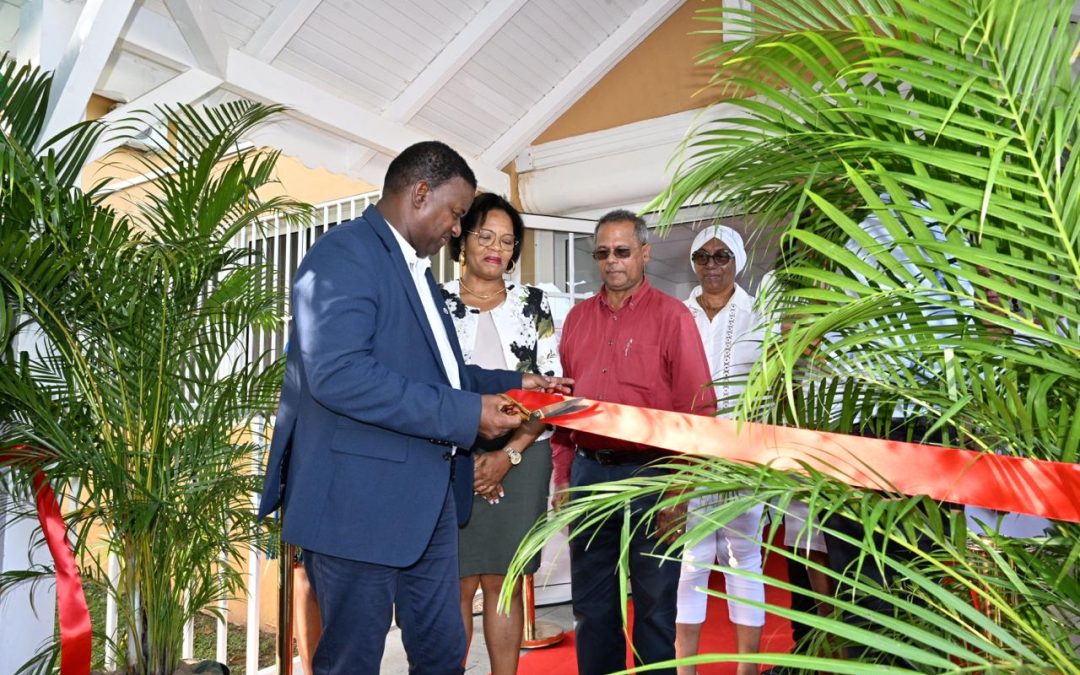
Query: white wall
[
  {"left": 0, "top": 324, "right": 57, "bottom": 673},
  {"left": 0, "top": 491, "right": 57, "bottom": 672}
]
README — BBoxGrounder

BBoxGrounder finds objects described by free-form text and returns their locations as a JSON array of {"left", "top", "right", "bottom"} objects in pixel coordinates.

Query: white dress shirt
[
  {"left": 387, "top": 221, "right": 461, "bottom": 389},
  {"left": 684, "top": 283, "right": 763, "bottom": 416}
]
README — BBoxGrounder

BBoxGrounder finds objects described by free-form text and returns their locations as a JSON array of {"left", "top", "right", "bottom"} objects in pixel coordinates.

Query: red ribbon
[
  {"left": 3, "top": 447, "right": 92, "bottom": 675},
  {"left": 507, "top": 390, "right": 1080, "bottom": 523}
]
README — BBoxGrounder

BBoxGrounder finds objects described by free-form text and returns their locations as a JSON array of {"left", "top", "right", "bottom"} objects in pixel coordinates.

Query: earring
[{"left": 505, "top": 258, "right": 516, "bottom": 274}]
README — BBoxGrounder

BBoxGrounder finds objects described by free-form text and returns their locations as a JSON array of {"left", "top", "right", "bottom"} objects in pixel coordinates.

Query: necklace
[
  {"left": 696, "top": 293, "right": 731, "bottom": 319},
  {"left": 459, "top": 279, "right": 507, "bottom": 300}
]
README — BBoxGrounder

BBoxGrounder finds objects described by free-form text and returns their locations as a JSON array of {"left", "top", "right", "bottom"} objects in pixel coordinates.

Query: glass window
[{"left": 519, "top": 230, "right": 600, "bottom": 328}]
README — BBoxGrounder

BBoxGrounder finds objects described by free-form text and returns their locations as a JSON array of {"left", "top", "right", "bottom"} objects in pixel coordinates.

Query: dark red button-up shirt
[{"left": 551, "top": 278, "right": 716, "bottom": 485}]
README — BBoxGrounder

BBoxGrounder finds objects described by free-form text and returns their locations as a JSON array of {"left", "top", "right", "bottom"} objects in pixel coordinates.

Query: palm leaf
[
  {"left": 512, "top": 0, "right": 1080, "bottom": 671},
  {"left": 2, "top": 71, "right": 310, "bottom": 673}
]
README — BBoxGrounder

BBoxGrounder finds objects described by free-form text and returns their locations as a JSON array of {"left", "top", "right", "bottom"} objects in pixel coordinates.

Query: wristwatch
[{"left": 503, "top": 447, "right": 522, "bottom": 466}]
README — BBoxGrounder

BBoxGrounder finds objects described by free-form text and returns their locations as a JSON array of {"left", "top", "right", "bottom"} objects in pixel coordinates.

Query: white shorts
[
  {"left": 782, "top": 500, "right": 827, "bottom": 554},
  {"left": 676, "top": 494, "right": 765, "bottom": 627}
]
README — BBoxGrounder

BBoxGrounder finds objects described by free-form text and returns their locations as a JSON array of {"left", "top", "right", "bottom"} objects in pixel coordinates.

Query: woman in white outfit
[{"left": 675, "top": 225, "right": 765, "bottom": 675}]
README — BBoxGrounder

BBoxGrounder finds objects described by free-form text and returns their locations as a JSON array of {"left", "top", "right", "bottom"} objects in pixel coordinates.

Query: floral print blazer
[{"left": 440, "top": 279, "right": 561, "bottom": 377}]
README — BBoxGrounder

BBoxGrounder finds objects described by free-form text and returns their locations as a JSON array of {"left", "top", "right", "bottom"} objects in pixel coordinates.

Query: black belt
[{"left": 576, "top": 447, "right": 671, "bottom": 466}]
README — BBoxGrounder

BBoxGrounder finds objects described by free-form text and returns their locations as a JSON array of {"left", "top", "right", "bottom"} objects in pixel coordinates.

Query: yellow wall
[
  {"left": 87, "top": 152, "right": 377, "bottom": 217},
  {"left": 259, "top": 155, "right": 378, "bottom": 205},
  {"left": 82, "top": 94, "right": 377, "bottom": 213},
  {"left": 533, "top": 0, "right": 718, "bottom": 145},
  {"left": 87, "top": 94, "right": 115, "bottom": 121}
]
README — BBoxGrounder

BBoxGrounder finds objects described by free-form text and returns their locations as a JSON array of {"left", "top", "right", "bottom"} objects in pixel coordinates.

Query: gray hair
[{"left": 595, "top": 209, "right": 648, "bottom": 244}]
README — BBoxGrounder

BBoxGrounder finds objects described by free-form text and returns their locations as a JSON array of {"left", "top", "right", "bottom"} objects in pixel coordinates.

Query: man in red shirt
[{"left": 551, "top": 210, "right": 716, "bottom": 675}]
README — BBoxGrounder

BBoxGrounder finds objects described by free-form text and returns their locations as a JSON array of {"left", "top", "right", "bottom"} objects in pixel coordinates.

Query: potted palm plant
[
  {"left": 0, "top": 56, "right": 309, "bottom": 674},
  {"left": 508, "top": 0, "right": 1080, "bottom": 671}
]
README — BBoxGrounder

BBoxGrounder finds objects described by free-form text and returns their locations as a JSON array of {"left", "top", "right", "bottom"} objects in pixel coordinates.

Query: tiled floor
[{"left": 379, "top": 602, "right": 575, "bottom": 674}]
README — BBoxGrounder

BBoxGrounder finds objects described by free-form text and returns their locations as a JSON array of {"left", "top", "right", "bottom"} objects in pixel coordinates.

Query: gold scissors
[{"left": 498, "top": 393, "right": 534, "bottom": 421}]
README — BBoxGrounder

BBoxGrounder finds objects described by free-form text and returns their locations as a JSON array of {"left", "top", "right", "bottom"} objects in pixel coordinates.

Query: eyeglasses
[
  {"left": 591, "top": 247, "right": 635, "bottom": 261},
  {"left": 468, "top": 228, "right": 517, "bottom": 250},
  {"left": 691, "top": 249, "right": 736, "bottom": 266}
]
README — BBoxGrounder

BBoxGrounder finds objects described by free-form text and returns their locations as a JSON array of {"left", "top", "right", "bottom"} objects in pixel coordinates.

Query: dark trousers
[
  {"left": 823, "top": 510, "right": 914, "bottom": 661},
  {"left": 822, "top": 418, "right": 947, "bottom": 662},
  {"left": 785, "top": 555, "right": 816, "bottom": 646},
  {"left": 569, "top": 455, "right": 681, "bottom": 675},
  {"left": 303, "top": 486, "right": 465, "bottom": 675}
]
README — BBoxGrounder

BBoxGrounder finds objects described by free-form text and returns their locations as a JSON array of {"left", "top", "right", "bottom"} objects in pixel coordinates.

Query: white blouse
[
  {"left": 471, "top": 312, "right": 508, "bottom": 370},
  {"left": 684, "top": 284, "right": 764, "bottom": 417}
]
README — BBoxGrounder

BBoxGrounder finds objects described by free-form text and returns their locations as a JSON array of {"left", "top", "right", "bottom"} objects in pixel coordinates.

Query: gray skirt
[{"left": 458, "top": 438, "right": 552, "bottom": 577}]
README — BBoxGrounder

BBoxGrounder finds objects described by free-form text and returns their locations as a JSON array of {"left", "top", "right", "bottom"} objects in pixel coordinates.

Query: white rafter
[
  {"left": 162, "top": 0, "right": 228, "bottom": 76},
  {"left": 87, "top": 69, "right": 224, "bottom": 163},
  {"left": 244, "top": 0, "right": 323, "bottom": 62},
  {"left": 118, "top": 3, "right": 197, "bottom": 72},
  {"left": 480, "top": 0, "right": 683, "bottom": 169},
  {"left": 39, "top": 0, "right": 138, "bottom": 146},
  {"left": 14, "top": 0, "right": 82, "bottom": 70},
  {"left": 385, "top": 0, "right": 527, "bottom": 121},
  {"left": 224, "top": 49, "right": 509, "bottom": 192},
  {"left": 117, "top": 14, "right": 508, "bottom": 189},
  {"left": 347, "top": 0, "right": 528, "bottom": 176}
]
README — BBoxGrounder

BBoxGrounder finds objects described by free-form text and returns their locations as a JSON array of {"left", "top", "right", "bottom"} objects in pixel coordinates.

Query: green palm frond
[
  {"left": 0, "top": 55, "right": 106, "bottom": 189},
  {"left": 512, "top": 0, "right": 1080, "bottom": 671},
  {"left": 1, "top": 58, "right": 310, "bottom": 673},
  {"left": 106, "top": 101, "right": 309, "bottom": 244},
  {"left": 510, "top": 458, "right": 1080, "bottom": 673}
]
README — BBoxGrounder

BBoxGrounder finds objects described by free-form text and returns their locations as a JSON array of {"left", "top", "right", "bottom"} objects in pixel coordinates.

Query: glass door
[{"left": 519, "top": 213, "right": 600, "bottom": 330}]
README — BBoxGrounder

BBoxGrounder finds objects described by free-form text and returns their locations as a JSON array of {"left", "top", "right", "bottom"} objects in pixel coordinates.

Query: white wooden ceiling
[{"left": 2, "top": 0, "right": 684, "bottom": 191}]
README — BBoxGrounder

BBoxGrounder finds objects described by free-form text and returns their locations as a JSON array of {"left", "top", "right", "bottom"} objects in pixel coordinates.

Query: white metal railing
[
  {"left": 105, "top": 554, "right": 120, "bottom": 669},
  {"left": 245, "top": 414, "right": 266, "bottom": 675},
  {"left": 234, "top": 189, "right": 464, "bottom": 370},
  {"left": 240, "top": 191, "right": 382, "bottom": 371}
]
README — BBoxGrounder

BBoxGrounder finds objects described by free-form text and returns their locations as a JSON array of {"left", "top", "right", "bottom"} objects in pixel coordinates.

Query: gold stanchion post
[
  {"left": 277, "top": 540, "right": 295, "bottom": 675},
  {"left": 520, "top": 574, "right": 565, "bottom": 649}
]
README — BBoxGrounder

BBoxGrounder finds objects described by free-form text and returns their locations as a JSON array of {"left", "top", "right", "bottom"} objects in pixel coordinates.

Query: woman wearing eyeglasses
[
  {"left": 440, "top": 192, "right": 560, "bottom": 675},
  {"left": 675, "top": 224, "right": 766, "bottom": 675}
]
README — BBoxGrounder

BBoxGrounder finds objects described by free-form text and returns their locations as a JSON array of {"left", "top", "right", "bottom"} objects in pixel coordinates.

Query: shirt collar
[
  {"left": 686, "top": 285, "right": 756, "bottom": 315},
  {"left": 685, "top": 283, "right": 752, "bottom": 316},
  {"left": 386, "top": 217, "right": 429, "bottom": 271},
  {"left": 599, "top": 277, "right": 652, "bottom": 311}
]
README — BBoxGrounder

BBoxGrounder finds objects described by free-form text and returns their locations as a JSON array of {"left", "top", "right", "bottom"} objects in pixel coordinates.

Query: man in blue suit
[{"left": 259, "top": 142, "right": 564, "bottom": 674}]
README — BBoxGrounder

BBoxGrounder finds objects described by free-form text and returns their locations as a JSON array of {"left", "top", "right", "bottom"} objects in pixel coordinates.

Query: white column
[
  {"left": 245, "top": 415, "right": 265, "bottom": 674},
  {"left": 105, "top": 553, "right": 120, "bottom": 669},
  {"left": 0, "top": 324, "right": 56, "bottom": 673},
  {"left": 0, "top": 487, "right": 57, "bottom": 673}
]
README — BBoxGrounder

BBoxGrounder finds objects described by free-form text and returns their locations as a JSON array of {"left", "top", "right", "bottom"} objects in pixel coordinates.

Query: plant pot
[{"left": 175, "top": 660, "right": 229, "bottom": 675}]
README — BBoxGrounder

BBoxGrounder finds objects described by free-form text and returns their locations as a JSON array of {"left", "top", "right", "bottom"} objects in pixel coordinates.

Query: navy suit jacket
[{"left": 258, "top": 205, "right": 520, "bottom": 567}]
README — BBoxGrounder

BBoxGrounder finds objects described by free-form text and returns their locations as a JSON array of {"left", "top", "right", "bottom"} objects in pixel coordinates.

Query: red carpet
[{"left": 518, "top": 547, "right": 795, "bottom": 674}]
